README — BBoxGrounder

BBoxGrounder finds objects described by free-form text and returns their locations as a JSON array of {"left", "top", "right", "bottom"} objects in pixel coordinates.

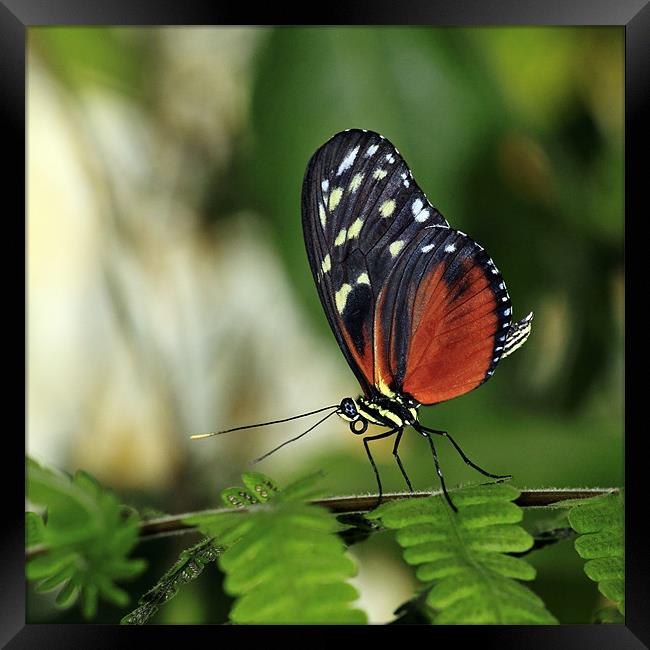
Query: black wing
[{"left": 301, "top": 129, "right": 449, "bottom": 396}]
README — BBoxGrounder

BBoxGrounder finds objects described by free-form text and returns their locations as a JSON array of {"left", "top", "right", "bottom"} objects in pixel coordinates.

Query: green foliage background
[{"left": 28, "top": 26, "right": 623, "bottom": 623}]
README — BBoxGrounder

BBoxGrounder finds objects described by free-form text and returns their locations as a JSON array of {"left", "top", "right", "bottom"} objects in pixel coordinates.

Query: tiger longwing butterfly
[
  {"left": 301, "top": 129, "right": 532, "bottom": 510},
  {"left": 193, "top": 129, "right": 533, "bottom": 512}
]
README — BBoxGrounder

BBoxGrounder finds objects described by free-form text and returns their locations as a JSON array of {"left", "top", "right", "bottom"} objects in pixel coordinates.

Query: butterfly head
[{"left": 337, "top": 397, "right": 369, "bottom": 435}]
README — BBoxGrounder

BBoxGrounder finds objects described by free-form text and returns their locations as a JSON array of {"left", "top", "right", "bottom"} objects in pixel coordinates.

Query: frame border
[{"left": 8, "top": 1, "right": 647, "bottom": 646}]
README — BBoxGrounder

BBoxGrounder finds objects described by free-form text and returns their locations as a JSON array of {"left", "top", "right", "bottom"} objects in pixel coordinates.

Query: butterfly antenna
[
  {"left": 190, "top": 404, "right": 340, "bottom": 440},
  {"left": 250, "top": 409, "right": 339, "bottom": 464}
]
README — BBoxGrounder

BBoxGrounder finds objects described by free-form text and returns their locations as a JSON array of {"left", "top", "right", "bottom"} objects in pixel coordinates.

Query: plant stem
[{"left": 26, "top": 487, "right": 617, "bottom": 560}]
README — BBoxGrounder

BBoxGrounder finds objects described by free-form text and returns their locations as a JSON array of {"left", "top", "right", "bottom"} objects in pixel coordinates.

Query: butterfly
[
  {"left": 300, "top": 129, "right": 533, "bottom": 510},
  {"left": 193, "top": 128, "right": 533, "bottom": 512}
]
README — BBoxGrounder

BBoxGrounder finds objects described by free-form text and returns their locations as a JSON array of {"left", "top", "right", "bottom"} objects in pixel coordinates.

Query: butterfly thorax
[{"left": 338, "top": 394, "right": 420, "bottom": 434}]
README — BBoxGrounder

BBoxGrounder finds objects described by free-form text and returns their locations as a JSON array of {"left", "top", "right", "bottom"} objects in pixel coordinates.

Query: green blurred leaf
[
  {"left": 26, "top": 511, "right": 46, "bottom": 546},
  {"left": 26, "top": 457, "right": 147, "bottom": 620},
  {"left": 30, "top": 27, "right": 152, "bottom": 98}
]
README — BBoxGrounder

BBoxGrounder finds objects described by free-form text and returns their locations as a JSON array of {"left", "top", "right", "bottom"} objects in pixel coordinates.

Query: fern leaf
[
  {"left": 568, "top": 491, "right": 624, "bottom": 615},
  {"left": 26, "top": 457, "right": 146, "bottom": 619},
  {"left": 121, "top": 538, "right": 222, "bottom": 624},
  {"left": 185, "top": 472, "right": 367, "bottom": 624},
  {"left": 368, "top": 484, "right": 557, "bottom": 624}
]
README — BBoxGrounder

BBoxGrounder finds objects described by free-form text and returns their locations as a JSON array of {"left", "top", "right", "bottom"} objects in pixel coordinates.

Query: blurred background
[{"left": 27, "top": 26, "right": 623, "bottom": 624}]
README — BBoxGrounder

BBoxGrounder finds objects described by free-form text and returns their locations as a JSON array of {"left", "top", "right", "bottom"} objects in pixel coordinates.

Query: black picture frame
[{"left": 7, "top": 1, "right": 647, "bottom": 647}]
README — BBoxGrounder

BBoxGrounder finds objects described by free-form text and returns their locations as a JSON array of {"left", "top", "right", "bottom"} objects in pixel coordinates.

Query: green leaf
[
  {"left": 26, "top": 511, "right": 46, "bottom": 546},
  {"left": 186, "top": 472, "right": 367, "bottom": 624},
  {"left": 55, "top": 580, "right": 80, "bottom": 608},
  {"left": 369, "top": 484, "right": 558, "bottom": 624},
  {"left": 241, "top": 472, "right": 279, "bottom": 502},
  {"left": 81, "top": 584, "right": 99, "bottom": 620},
  {"left": 26, "top": 457, "right": 147, "bottom": 619},
  {"left": 121, "top": 537, "right": 222, "bottom": 625},
  {"left": 568, "top": 491, "right": 624, "bottom": 616},
  {"left": 220, "top": 486, "right": 260, "bottom": 509}
]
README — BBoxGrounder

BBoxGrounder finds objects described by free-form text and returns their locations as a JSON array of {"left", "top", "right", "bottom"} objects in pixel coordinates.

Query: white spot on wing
[
  {"left": 321, "top": 179, "right": 329, "bottom": 192},
  {"left": 365, "top": 144, "right": 379, "bottom": 157},
  {"left": 444, "top": 244, "right": 456, "bottom": 253},
  {"left": 412, "top": 198, "right": 423, "bottom": 215},
  {"left": 337, "top": 146, "right": 359, "bottom": 176},
  {"left": 415, "top": 209, "right": 429, "bottom": 223},
  {"left": 421, "top": 244, "right": 435, "bottom": 253}
]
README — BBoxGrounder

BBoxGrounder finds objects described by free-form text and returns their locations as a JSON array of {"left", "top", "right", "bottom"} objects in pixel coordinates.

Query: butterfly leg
[
  {"left": 362, "top": 427, "right": 401, "bottom": 509},
  {"left": 418, "top": 425, "right": 511, "bottom": 480},
  {"left": 413, "top": 423, "right": 457, "bottom": 512},
  {"left": 392, "top": 428, "right": 414, "bottom": 493}
]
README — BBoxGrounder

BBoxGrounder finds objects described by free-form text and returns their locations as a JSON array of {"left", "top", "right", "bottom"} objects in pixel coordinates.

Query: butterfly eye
[
  {"left": 339, "top": 397, "right": 358, "bottom": 419},
  {"left": 350, "top": 418, "right": 368, "bottom": 435}
]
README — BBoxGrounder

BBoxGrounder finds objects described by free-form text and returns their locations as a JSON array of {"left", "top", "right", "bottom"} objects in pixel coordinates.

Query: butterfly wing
[
  {"left": 302, "top": 129, "right": 530, "bottom": 404},
  {"left": 374, "top": 226, "right": 515, "bottom": 404},
  {"left": 302, "top": 129, "right": 448, "bottom": 396}
]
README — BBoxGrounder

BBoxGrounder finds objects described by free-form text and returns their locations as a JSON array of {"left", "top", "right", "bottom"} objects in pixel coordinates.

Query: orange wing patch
[{"left": 402, "top": 262, "right": 499, "bottom": 405}]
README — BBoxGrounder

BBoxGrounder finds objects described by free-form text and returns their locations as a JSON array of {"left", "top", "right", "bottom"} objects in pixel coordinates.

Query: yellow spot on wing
[
  {"left": 335, "top": 284, "right": 352, "bottom": 313},
  {"left": 321, "top": 254, "right": 331, "bottom": 274},
  {"left": 380, "top": 200, "right": 396, "bottom": 218},
  {"left": 373, "top": 169, "right": 387, "bottom": 180},
  {"left": 357, "top": 272, "right": 370, "bottom": 285},
  {"left": 347, "top": 218, "right": 364, "bottom": 240},
  {"left": 334, "top": 228, "right": 347, "bottom": 246},
  {"left": 319, "top": 204, "right": 326, "bottom": 228},
  {"left": 349, "top": 173, "right": 364, "bottom": 193},
  {"left": 329, "top": 187, "right": 343, "bottom": 211},
  {"left": 389, "top": 240, "right": 405, "bottom": 257}
]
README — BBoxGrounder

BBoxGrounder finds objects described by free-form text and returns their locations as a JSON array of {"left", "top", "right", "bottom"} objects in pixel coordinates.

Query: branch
[{"left": 26, "top": 487, "right": 618, "bottom": 560}]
